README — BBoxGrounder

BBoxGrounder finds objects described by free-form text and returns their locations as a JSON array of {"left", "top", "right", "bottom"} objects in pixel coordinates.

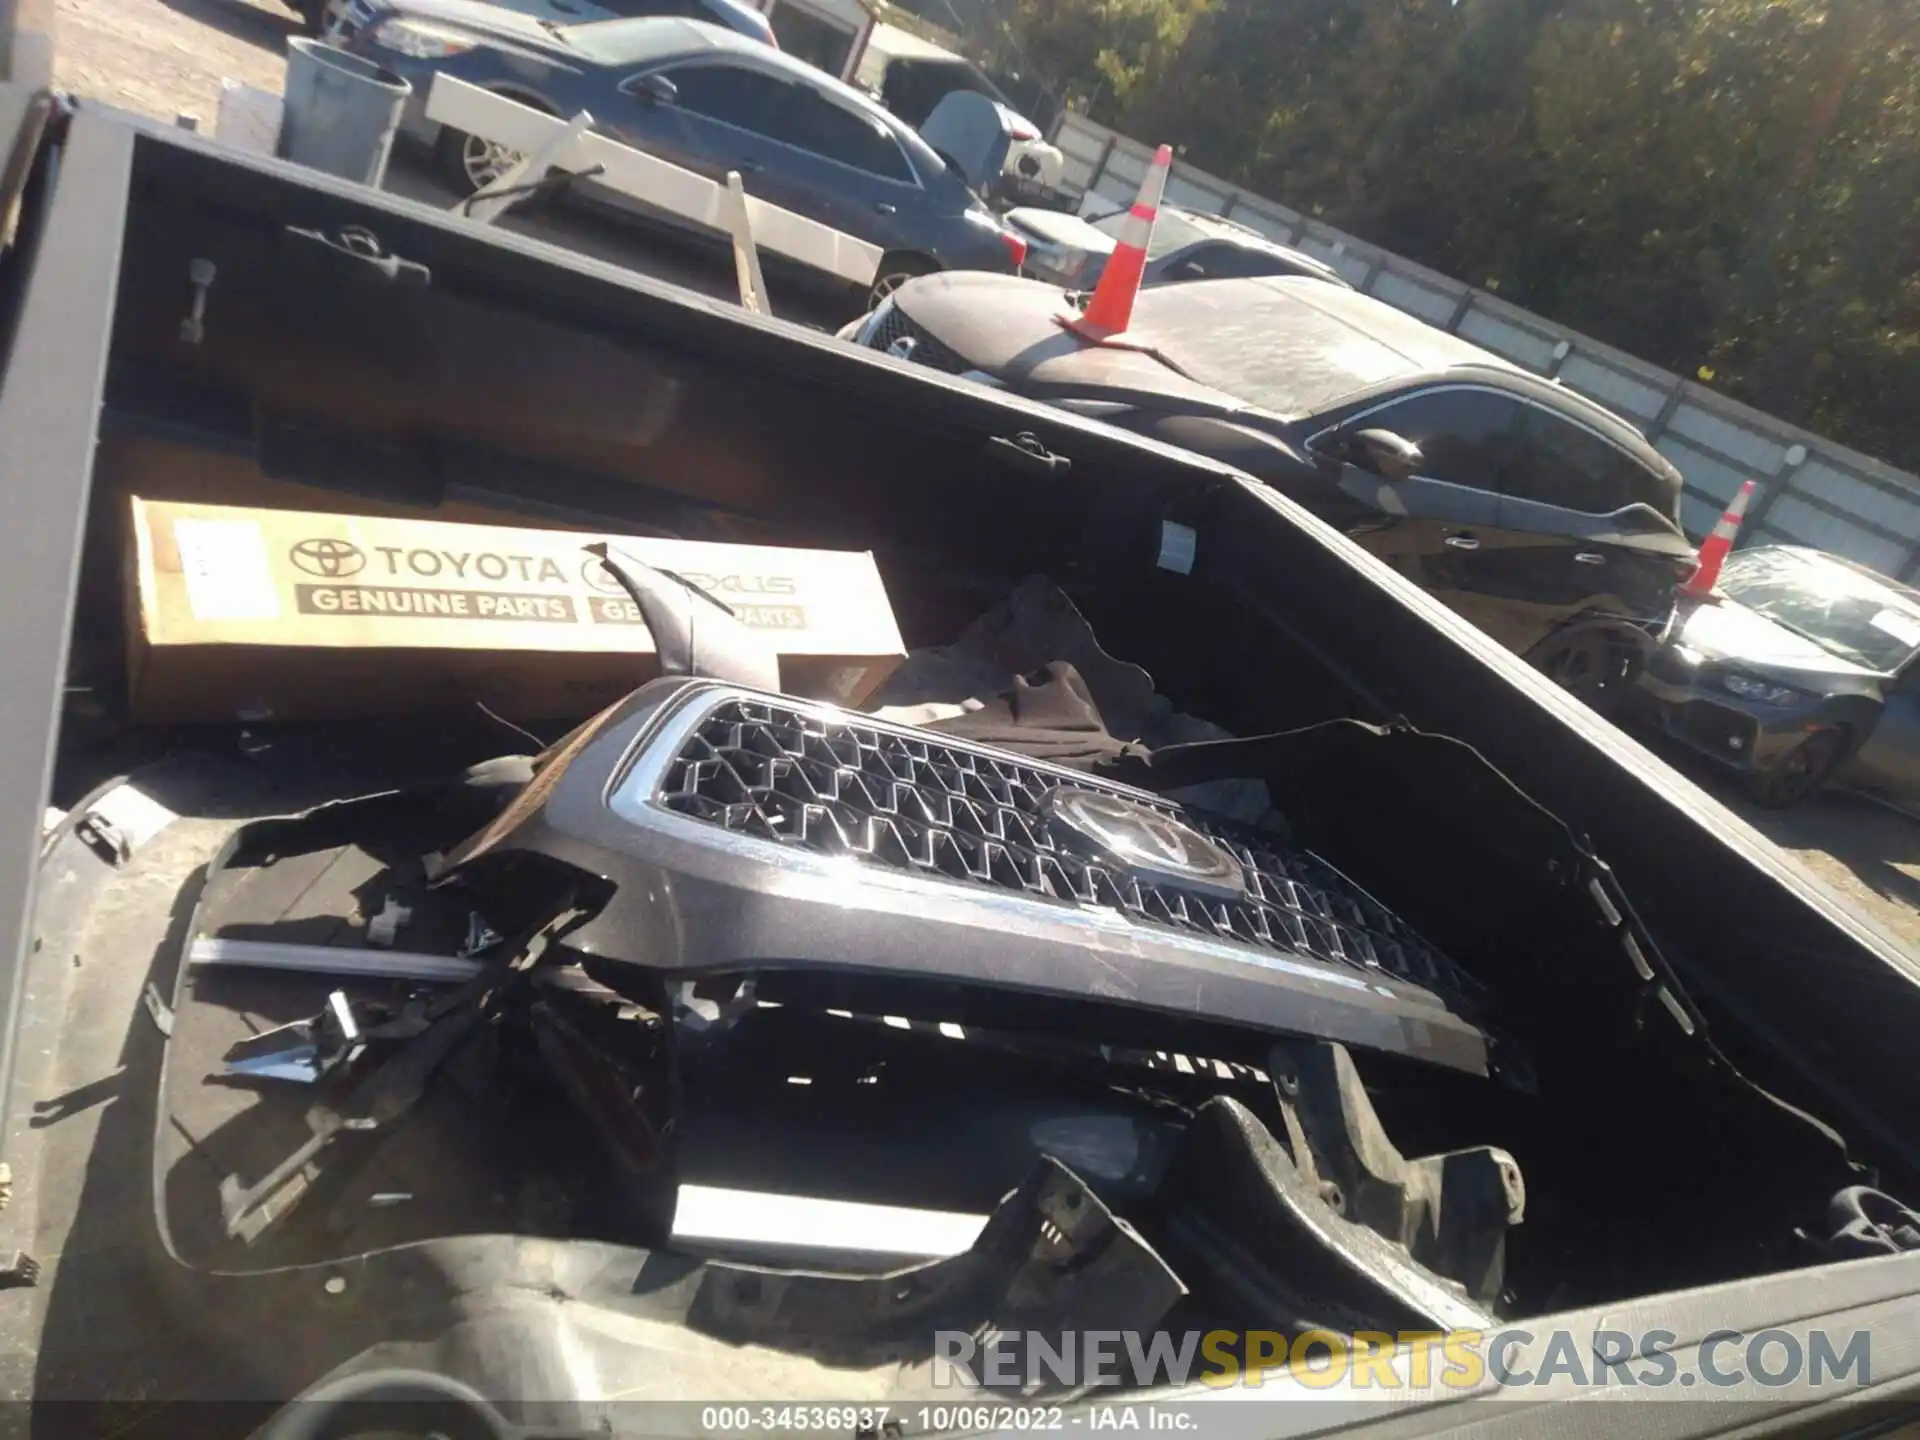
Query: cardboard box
[{"left": 126, "top": 497, "right": 905, "bottom": 723}]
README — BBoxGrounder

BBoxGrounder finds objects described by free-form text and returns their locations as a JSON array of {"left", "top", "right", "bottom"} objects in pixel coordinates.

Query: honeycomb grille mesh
[
  {"left": 870, "top": 304, "right": 970, "bottom": 374},
  {"left": 656, "top": 698, "right": 1478, "bottom": 999}
]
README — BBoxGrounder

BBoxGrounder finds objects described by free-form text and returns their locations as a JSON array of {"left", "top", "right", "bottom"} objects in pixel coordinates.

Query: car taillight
[{"left": 1000, "top": 230, "right": 1028, "bottom": 271}]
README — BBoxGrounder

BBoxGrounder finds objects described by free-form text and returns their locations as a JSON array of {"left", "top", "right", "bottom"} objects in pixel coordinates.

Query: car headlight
[
  {"left": 1719, "top": 673, "right": 1808, "bottom": 706},
  {"left": 371, "top": 18, "right": 475, "bottom": 55},
  {"left": 851, "top": 296, "right": 894, "bottom": 349}
]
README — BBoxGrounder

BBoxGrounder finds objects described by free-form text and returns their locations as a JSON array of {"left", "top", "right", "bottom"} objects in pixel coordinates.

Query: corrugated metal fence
[{"left": 1055, "top": 115, "right": 1920, "bottom": 581}]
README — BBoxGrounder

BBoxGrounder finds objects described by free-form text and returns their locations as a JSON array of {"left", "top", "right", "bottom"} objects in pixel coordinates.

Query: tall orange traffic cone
[
  {"left": 1678, "top": 479, "right": 1757, "bottom": 600},
  {"left": 1060, "top": 144, "right": 1172, "bottom": 343}
]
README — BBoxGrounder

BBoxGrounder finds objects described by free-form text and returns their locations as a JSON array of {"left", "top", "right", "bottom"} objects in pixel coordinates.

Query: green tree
[{"left": 1001, "top": 0, "right": 1920, "bottom": 472}]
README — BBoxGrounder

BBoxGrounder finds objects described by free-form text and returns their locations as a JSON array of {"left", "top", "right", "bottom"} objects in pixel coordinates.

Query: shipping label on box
[{"left": 127, "top": 497, "right": 905, "bottom": 722}]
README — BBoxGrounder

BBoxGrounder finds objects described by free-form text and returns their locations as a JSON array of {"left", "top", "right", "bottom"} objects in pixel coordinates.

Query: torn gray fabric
[{"left": 867, "top": 577, "right": 1283, "bottom": 830}]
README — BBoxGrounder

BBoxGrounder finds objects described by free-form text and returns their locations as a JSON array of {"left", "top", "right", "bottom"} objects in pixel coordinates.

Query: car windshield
[
  {"left": 1721, "top": 549, "right": 1920, "bottom": 673},
  {"left": 892, "top": 123, "right": 949, "bottom": 184},
  {"left": 1093, "top": 207, "right": 1212, "bottom": 260},
  {"left": 555, "top": 17, "right": 710, "bottom": 66}
]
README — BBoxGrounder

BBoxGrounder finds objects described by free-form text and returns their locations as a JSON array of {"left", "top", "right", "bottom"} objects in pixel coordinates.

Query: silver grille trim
[{"left": 608, "top": 687, "right": 1482, "bottom": 1013}]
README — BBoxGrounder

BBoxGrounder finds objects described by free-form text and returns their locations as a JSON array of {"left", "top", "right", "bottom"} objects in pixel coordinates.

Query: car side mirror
[
  {"left": 633, "top": 73, "right": 678, "bottom": 105},
  {"left": 1349, "top": 428, "right": 1424, "bottom": 480}
]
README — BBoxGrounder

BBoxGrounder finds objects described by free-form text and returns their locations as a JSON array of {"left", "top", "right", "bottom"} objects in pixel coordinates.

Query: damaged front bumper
[{"left": 1630, "top": 667, "right": 1826, "bottom": 776}]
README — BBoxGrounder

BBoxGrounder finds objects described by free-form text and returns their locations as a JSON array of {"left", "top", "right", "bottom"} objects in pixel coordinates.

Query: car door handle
[
  {"left": 1443, "top": 534, "right": 1480, "bottom": 550},
  {"left": 1574, "top": 551, "right": 1607, "bottom": 565},
  {"left": 874, "top": 202, "right": 896, "bottom": 215}
]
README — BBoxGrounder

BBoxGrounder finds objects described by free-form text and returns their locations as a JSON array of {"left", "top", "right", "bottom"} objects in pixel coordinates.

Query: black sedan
[
  {"left": 341, "top": 10, "right": 1027, "bottom": 304},
  {"left": 1002, "top": 203, "right": 1350, "bottom": 292},
  {"left": 847, "top": 271, "right": 1696, "bottom": 709},
  {"left": 1633, "top": 545, "right": 1920, "bottom": 807}
]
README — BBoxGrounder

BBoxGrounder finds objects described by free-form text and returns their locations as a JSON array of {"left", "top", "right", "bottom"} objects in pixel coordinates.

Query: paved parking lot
[
  {"left": 46, "top": 0, "right": 1920, "bottom": 957},
  {"left": 1696, "top": 772, "right": 1920, "bottom": 949}
]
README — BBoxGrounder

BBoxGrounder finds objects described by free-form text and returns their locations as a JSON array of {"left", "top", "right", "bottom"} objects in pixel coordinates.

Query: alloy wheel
[
  {"left": 1766, "top": 731, "right": 1843, "bottom": 808},
  {"left": 869, "top": 271, "right": 917, "bottom": 303},
  {"left": 1533, "top": 630, "right": 1633, "bottom": 714},
  {"left": 461, "top": 133, "right": 523, "bottom": 193}
]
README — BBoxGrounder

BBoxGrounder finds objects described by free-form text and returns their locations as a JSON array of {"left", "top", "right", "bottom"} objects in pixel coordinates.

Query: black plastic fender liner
[
  {"left": 4, "top": 752, "right": 308, "bottom": 1409},
  {"left": 1101, "top": 715, "right": 1866, "bottom": 1180},
  {"left": 8, "top": 745, "right": 1193, "bottom": 1422},
  {"left": 1156, "top": 1095, "right": 1500, "bottom": 1336}
]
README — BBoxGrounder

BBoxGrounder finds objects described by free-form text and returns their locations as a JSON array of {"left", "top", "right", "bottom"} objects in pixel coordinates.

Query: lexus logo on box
[
  {"left": 1040, "top": 787, "right": 1247, "bottom": 900},
  {"left": 289, "top": 538, "right": 367, "bottom": 578}
]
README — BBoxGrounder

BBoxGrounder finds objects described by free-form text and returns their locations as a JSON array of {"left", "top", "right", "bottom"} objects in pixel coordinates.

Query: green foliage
[{"left": 1003, "top": 0, "right": 1920, "bottom": 470}]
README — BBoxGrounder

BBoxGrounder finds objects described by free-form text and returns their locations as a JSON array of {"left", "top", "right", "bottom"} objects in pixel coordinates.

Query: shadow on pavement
[
  {"left": 1728, "top": 788, "right": 1920, "bottom": 917},
  {"left": 1633, "top": 730, "right": 1920, "bottom": 954},
  {"left": 154, "top": 0, "right": 300, "bottom": 52}
]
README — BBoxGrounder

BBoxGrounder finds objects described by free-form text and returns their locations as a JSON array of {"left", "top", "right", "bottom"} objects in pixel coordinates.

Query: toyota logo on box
[
  {"left": 289, "top": 538, "right": 367, "bottom": 578},
  {"left": 582, "top": 553, "right": 632, "bottom": 596}
]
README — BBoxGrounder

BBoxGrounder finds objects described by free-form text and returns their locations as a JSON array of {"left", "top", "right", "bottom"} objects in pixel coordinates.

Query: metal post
[
  {"left": 724, "top": 170, "right": 769, "bottom": 317},
  {"left": 1082, "top": 132, "right": 1117, "bottom": 201},
  {"left": 1743, "top": 443, "right": 1806, "bottom": 533},
  {"left": 841, "top": 12, "right": 876, "bottom": 85},
  {"left": 1444, "top": 290, "right": 1477, "bottom": 335},
  {"left": 1644, "top": 375, "right": 1691, "bottom": 446}
]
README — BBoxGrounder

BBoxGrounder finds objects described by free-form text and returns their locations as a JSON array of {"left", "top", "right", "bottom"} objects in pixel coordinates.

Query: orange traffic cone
[
  {"left": 1678, "top": 479, "right": 1757, "bottom": 600},
  {"left": 1060, "top": 144, "right": 1173, "bottom": 343}
]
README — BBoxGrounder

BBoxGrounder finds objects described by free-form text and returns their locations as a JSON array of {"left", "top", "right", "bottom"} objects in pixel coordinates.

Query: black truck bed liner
[{"left": 0, "top": 97, "right": 1915, "bottom": 1432}]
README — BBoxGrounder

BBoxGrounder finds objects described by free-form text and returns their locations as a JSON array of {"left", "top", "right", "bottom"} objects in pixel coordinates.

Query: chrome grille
[
  {"left": 656, "top": 697, "right": 1478, "bottom": 999},
  {"left": 870, "top": 304, "right": 970, "bottom": 375}
]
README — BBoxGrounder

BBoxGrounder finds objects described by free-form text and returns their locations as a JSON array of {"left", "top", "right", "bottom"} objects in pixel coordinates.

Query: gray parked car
[
  {"left": 1004, "top": 203, "right": 1350, "bottom": 292},
  {"left": 1633, "top": 545, "right": 1920, "bottom": 807},
  {"left": 846, "top": 273, "right": 1695, "bottom": 711},
  {"left": 340, "top": 9, "right": 1028, "bottom": 304}
]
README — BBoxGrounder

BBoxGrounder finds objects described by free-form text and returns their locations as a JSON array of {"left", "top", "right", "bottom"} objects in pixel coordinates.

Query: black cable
[
  {"left": 461, "top": 163, "right": 606, "bottom": 218},
  {"left": 474, "top": 700, "right": 545, "bottom": 752}
]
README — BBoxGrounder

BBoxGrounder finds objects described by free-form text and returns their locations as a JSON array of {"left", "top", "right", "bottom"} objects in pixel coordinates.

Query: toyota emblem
[
  {"left": 581, "top": 551, "right": 634, "bottom": 596},
  {"left": 288, "top": 537, "right": 366, "bottom": 578},
  {"left": 1041, "top": 787, "right": 1247, "bottom": 900}
]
